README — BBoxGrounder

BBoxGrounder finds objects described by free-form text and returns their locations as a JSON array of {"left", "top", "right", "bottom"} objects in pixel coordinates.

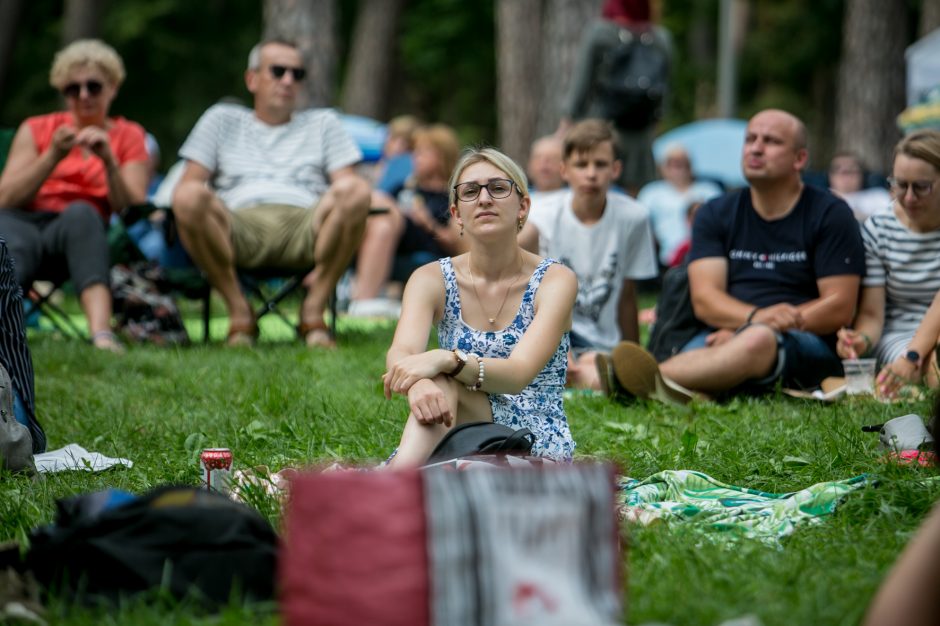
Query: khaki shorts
[{"left": 230, "top": 204, "right": 318, "bottom": 270}]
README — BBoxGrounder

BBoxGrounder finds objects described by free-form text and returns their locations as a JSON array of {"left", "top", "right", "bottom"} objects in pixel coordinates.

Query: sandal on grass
[
  {"left": 90, "top": 330, "right": 125, "bottom": 354},
  {"left": 226, "top": 319, "right": 259, "bottom": 347},
  {"left": 299, "top": 319, "right": 335, "bottom": 349},
  {"left": 610, "top": 341, "right": 699, "bottom": 406}
]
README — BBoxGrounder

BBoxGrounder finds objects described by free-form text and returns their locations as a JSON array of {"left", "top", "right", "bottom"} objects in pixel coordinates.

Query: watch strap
[{"left": 449, "top": 349, "right": 467, "bottom": 377}]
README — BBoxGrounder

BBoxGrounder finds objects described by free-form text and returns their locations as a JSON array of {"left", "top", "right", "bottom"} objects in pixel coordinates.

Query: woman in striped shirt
[{"left": 837, "top": 130, "right": 940, "bottom": 399}]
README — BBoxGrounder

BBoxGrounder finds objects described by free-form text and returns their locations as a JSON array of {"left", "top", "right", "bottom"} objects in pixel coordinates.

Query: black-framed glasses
[
  {"left": 268, "top": 65, "right": 306, "bottom": 81},
  {"left": 454, "top": 178, "right": 516, "bottom": 202},
  {"left": 61, "top": 80, "right": 103, "bottom": 98},
  {"left": 887, "top": 177, "right": 937, "bottom": 198}
]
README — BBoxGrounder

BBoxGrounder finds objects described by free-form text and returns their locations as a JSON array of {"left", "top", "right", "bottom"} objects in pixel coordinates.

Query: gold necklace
[{"left": 467, "top": 256, "right": 524, "bottom": 325}]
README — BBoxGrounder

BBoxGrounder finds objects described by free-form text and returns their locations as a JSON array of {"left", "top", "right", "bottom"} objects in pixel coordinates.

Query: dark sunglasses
[
  {"left": 61, "top": 80, "right": 104, "bottom": 98},
  {"left": 268, "top": 65, "right": 306, "bottom": 81}
]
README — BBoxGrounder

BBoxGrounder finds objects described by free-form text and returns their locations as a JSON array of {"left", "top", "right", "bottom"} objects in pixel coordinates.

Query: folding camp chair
[{"left": 23, "top": 280, "right": 86, "bottom": 340}]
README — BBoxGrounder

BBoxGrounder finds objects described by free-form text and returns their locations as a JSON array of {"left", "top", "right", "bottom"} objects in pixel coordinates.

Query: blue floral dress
[{"left": 438, "top": 257, "right": 575, "bottom": 460}]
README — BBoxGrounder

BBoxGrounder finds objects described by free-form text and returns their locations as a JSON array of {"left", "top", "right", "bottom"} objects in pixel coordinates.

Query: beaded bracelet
[{"left": 467, "top": 356, "right": 485, "bottom": 391}]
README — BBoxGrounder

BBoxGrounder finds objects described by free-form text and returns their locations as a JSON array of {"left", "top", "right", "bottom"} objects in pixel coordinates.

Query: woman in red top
[{"left": 0, "top": 39, "right": 148, "bottom": 352}]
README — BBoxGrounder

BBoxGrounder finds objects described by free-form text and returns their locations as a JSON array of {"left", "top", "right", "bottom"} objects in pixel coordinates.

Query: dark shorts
[{"left": 682, "top": 326, "right": 842, "bottom": 394}]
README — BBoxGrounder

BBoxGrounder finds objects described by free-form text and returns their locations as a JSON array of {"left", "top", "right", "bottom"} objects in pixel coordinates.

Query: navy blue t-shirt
[{"left": 689, "top": 185, "right": 865, "bottom": 308}]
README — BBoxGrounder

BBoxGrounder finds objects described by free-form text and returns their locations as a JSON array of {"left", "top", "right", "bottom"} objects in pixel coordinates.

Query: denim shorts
[{"left": 682, "top": 326, "right": 842, "bottom": 394}]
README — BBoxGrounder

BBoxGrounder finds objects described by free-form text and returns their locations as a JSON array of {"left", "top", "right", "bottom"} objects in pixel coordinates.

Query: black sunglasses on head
[
  {"left": 61, "top": 80, "right": 103, "bottom": 98},
  {"left": 268, "top": 65, "right": 306, "bottom": 81}
]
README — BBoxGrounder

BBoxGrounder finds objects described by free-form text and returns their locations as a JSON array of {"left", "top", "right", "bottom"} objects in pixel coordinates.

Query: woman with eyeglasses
[
  {"left": 382, "top": 147, "right": 578, "bottom": 467},
  {"left": 0, "top": 39, "right": 148, "bottom": 352},
  {"left": 837, "top": 130, "right": 940, "bottom": 399}
]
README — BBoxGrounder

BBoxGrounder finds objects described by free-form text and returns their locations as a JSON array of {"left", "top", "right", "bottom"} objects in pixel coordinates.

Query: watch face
[
  {"left": 455, "top": 349, "right": 469, "bottom": 363},
  {"left": 905, "top": 350, "right": 920, "bottom": 363}
]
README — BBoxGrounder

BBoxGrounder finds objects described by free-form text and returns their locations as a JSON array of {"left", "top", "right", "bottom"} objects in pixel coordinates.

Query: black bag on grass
[
  {"left": 426, "top": 422, "right": 535, "bottom": 465},
  {"left": 23, "top": 485, "right": 276, "bottom": 606},
  {"left": 647, "top": 264, "right": 706, "bottom": 363}
]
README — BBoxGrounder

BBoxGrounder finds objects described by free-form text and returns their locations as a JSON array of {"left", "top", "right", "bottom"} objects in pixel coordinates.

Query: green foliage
[{"left": 2, "top": 313, "right": 939, "bottom": 623}]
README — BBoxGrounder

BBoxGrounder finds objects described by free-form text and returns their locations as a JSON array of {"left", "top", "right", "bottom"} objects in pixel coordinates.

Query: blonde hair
[
  {"left": 895, "top": 130, "right": 940, "bottom": 172},
  {"left": 49, "top": 39, "right": 125, "bottom": 89},
  {"left": 448, "top": 147, "right": 529, "bottom": 207},
  {"left": 387, "top": 115, "right": 422, "bottom": 150},
  {"left": 413, "top": 124, "right": 460, "bottom": 181}
]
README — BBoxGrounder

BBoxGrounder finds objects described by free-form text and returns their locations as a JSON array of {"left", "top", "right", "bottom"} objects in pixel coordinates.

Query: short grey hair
[{"left": 247, "top": 39, "right": 300, "bottom": 70}]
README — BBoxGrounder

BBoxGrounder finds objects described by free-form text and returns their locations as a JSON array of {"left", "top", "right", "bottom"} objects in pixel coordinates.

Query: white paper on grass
[{"left": 33, "top": 443, "right": 133, "bottom": 473}]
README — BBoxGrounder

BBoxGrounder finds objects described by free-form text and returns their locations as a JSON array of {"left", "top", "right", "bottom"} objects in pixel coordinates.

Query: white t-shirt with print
[
  {"left": 529, "top": 189, "right": 657, "bottom": 352},
  {"left": 179, "top": 103, "right": 362, "bottom": 211}
]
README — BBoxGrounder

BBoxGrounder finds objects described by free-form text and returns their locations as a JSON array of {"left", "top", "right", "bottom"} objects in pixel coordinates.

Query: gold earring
[
  {"left": 459, "top": 223, "right": 464, "bottom": 237},
  {"left": 517, "top": 218, "right": 524, "bottom": 232}
]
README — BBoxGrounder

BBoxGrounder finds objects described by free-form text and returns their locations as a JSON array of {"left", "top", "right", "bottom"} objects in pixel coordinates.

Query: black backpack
[
  {"left": 20, "top": 486, "right": 277, "bottom": 606},
  {"left": 646, "top": 264, "right": 706, "bottom": 363},
  {"left": 596, "top": 27, "right": 669, "bottom": 130},
  {"left": 426, "top": 423, "right": 536, "bottom": 465}
]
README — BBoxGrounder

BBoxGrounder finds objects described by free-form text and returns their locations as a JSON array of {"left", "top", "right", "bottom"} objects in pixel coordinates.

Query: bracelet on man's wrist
[{"left": 746, "top": 306, "right": 759, "bottom": 324}]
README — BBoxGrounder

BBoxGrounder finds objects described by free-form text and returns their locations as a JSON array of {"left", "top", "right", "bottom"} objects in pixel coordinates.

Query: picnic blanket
[{"left": 617, "top": 470, "right": 870, "bottom": 544}]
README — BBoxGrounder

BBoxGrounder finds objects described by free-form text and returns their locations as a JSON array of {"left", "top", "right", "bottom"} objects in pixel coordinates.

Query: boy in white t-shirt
[{"left": 520, "top": 119, "right": 657, "bottom": 391}]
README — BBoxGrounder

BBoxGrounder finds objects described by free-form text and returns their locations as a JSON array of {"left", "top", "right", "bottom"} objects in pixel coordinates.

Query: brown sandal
[
  {"left": 226, "top": 319, "right": 259, "bottom": 347},
  {"left": 299, "top": 319, "right": 335, "bottom": 349}
]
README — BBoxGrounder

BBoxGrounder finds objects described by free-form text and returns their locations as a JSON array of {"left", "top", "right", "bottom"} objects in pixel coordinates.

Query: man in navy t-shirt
[{"left": 610, "top": 109, "right": 865, "bottom": 400}]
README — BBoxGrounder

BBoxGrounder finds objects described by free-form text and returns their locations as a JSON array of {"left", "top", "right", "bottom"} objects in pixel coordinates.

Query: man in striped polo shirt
[{"left": 172, "top": 39, "right": 371, "bottom": 348}]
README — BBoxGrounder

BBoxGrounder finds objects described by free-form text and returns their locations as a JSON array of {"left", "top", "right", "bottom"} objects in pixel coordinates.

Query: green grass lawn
[{"left": 4, "top": 304, "right": 940, "bottom": 625}]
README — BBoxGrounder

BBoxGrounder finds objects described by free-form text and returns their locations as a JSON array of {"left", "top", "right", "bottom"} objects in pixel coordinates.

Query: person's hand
[
  {"left": 383, "top": 349, "right": 451, "bottom": 399},
  {"left": 705, "top": 328, "right": 735, "bottom": 347},
  {"left": 75, "top": 126, "right": 116, "bottom": 169},
  {"left": 876, "top": 356, "right": 921, "bottom": 400},
  {"left": 836, "top": 327, "right": 868, "bottom": 359},
  {"left": 750, "top": 303, "right": 803, "bottom": 332},
  {"left": 406, "top": 378, "right": 454, "bottom": 426},
  {"left": 50, "top": 125, "right": 77, "bottom": 160}
]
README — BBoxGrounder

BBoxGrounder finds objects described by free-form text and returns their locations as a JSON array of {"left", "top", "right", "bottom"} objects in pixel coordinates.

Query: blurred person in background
[{"left": 0, "top": 39, "right": 149, "bottom": 353}]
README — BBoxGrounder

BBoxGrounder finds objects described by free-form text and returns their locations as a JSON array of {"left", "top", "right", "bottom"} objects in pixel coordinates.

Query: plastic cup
[{"left": 842, "top": 358, "right": 877, "bottom": 395}]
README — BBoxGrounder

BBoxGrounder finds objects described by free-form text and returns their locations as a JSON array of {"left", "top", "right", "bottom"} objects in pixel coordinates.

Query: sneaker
[
  {"left": 610, "top": 341, "right": 697, "bottom": 406},
  {"left": 347, "top": 298, "right": 402, "bottom": 319}
]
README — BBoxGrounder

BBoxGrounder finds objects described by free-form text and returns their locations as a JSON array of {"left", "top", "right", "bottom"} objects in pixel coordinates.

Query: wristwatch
[
  {"left": 904, "top": 350, "right": 921, "bottom": 366},
  {"left": 450, "top": 349, "right": 469, "bottom": 377}
]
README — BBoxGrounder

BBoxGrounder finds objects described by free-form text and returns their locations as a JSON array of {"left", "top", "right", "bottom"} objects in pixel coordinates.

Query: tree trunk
[
  {"left": 835, "top": 0, "right": 908, "bottom": 174},
  {"left": 0, "top": 0, "right": 25, "bottom": 108},
  {"left": 264, "top": 0, "right": 337, "bottom": 108},
  {"left": 496, "top": 0, "right": 543, "bottom": 164},
  {"left": 61, "top": 0, "right": 106, "bottom": 45},
  {"left": 536, "top": 0, "right": 603, "bottom": 138},
  {"left": 341, "top": 0, "right": 406, "bottom": 120},
  {"left": 920, "top": 0, "right": 940, "bottom": 38}
]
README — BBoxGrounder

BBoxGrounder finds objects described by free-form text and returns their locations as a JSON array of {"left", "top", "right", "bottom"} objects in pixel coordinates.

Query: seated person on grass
[
  {"left": 382, "top": 147, "right": 577, "bottom": 468},
  {"left": 349, "top": 124, "right": 463, "bottom": 318},
  {"left": 837, "top": 130, "right": 940, "bottom": 400},
  {"left": 171, "top": 39, "right": 371, "bottom": 348},
  {"left": 0, "top": 39, "right": 149, "bottom": 353},
  {"left": 518, "top": 119, "right": 657, "bottom": 392},
  {"left": 606, "top": 109, "right": 865, "bottom": 403}
]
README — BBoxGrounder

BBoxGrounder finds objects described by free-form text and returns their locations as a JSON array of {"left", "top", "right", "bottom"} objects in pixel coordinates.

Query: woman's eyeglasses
[
  {"left": 454, "top": 179, "right": 516, "bottom": 202},
  {"left": 888, "top": 177, "right": 937, "bottom": 198},
  {"left": 268, "top": 65, "right": 307, "bottom": 81},
  {"left": 61, "top": 80, "right": 103, "bottom": 99}
]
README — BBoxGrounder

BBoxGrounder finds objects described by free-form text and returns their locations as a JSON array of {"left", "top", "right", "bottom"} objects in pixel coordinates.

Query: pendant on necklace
[{"left": 488, "top": 318, "right": 495, "bottom": 324}]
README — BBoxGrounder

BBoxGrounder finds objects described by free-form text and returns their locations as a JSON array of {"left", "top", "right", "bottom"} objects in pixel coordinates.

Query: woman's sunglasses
[{"left": 61, "top": 80, "right": 104, "bottom": 99}]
